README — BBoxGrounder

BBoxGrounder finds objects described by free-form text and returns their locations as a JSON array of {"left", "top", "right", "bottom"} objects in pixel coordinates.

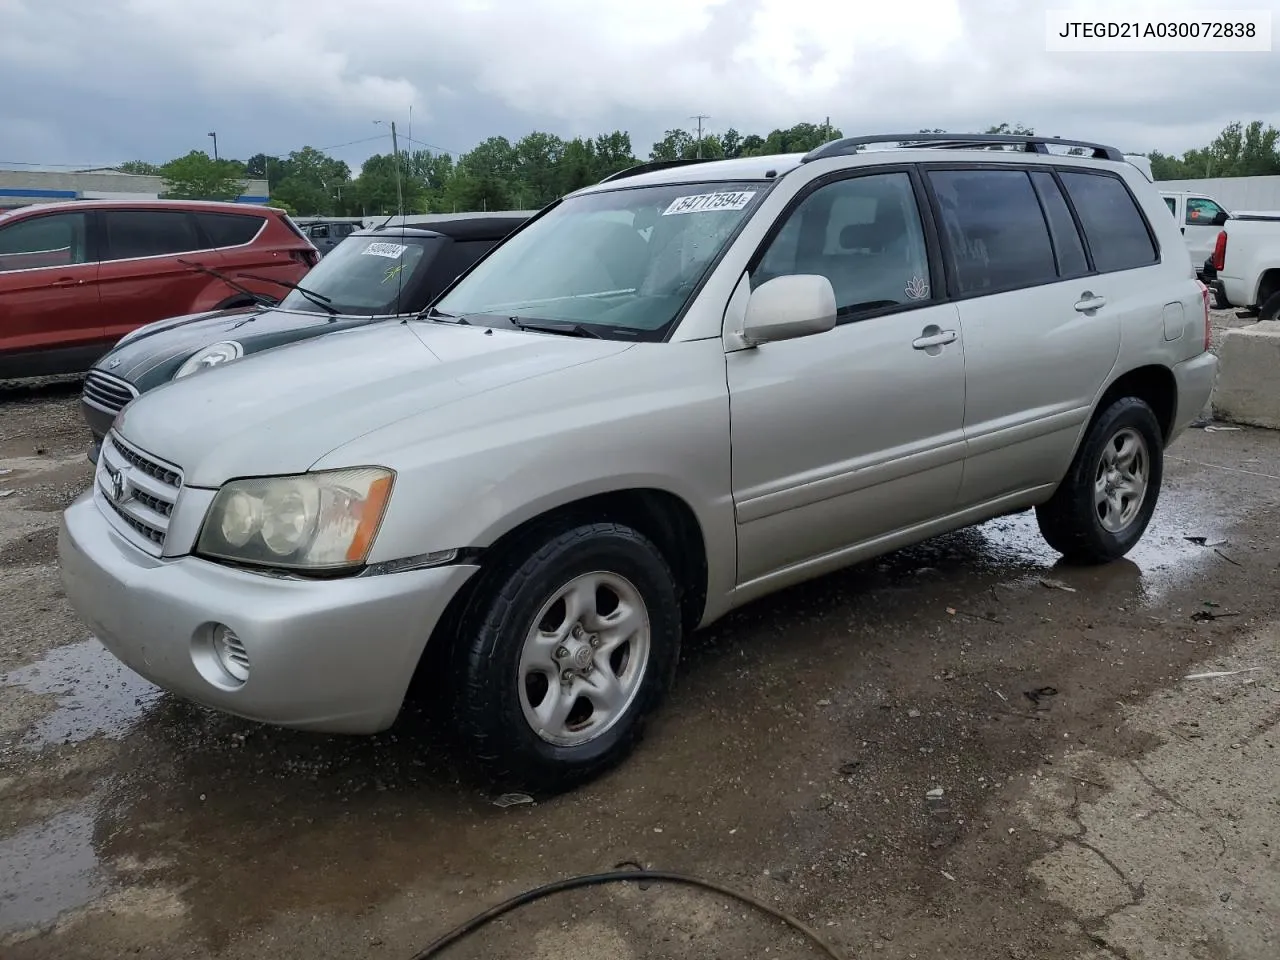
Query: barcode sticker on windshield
[
  {"left": 362, "top": 242, "right": 407, "bottom": 259},
  {"left": 662, "top": 191, "right": 756, "bottom": 216}
]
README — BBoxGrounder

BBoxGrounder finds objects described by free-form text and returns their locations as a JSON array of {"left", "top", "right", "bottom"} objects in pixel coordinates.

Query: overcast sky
[{"left": 1, "top": 0, "right": 1277, "bottom": 174}]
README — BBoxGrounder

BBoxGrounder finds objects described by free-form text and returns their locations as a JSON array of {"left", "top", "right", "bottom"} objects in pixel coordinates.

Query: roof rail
[
  {"left": 801, "top": 133, "right": 1126, "bottom": 164},
  {"left": 597, "top": 157, "right": 713, "bottom": 184}
]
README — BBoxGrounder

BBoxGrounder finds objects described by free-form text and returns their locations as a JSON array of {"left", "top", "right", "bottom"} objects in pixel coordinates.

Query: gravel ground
[{"left": 1, "top": 352, "right": 1277, "bottom": 960}]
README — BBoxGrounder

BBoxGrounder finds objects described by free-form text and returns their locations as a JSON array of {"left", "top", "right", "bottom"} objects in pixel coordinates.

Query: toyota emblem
[{"left": 108, "top": 468, "right": 126, "bottom": 504}]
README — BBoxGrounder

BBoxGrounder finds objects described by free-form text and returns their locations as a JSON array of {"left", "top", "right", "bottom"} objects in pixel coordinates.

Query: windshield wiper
[
  {"left": 176, "top": 259, "right": 274, "bottom": 307},
  {"left": 508, "top": 318, "right": 602, "bottom": 339},
  {"left": 236, "top": 272, "right": 338, "bottom": 315}
]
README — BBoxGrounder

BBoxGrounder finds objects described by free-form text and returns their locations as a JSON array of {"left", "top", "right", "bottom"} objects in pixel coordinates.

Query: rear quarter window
[
  {"left": 196, "top": 212, "right": 265, "bottom": 247},
  {"left": 1059, "top": 172, "right": 1159, "bottom": 273}
]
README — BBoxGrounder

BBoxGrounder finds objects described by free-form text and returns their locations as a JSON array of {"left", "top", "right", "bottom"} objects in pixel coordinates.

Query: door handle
[
  {"left": 50, "top": 277, "right": 82, "bottom": 287},
  {"left": 912, "top": 329, "right": 958, "bottom": 350},
  {"left": 1074, "top": 292, "right": 1106, "bottom": 312}
]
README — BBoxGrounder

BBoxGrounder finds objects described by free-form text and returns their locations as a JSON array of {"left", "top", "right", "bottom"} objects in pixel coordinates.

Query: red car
[{"left": 0, "top": 200, "right": 319, "bottom": 378}]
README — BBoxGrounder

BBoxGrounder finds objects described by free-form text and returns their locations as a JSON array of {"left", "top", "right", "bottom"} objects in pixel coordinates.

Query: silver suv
[{"left": 59, "top": 133, "right": 1218, "bottom": 791}]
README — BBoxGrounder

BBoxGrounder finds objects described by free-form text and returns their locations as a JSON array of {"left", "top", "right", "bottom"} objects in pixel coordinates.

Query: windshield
[
  {"left": 433, "top": 180, "right": 768, "bottom": 338},
  {"left": 281, "top": 235, "right": 440, "bottom": 315}
]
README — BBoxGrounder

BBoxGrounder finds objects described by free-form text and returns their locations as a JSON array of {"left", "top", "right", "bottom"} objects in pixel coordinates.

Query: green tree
[
  {"left": 514, "top": 132, "right": 566, "bottom": 206},
  {"left": 649, "top": 129, "right": 695, "bottom": 161},
  {"left": 719, "top": 128, "right": 744, "bottom": 159},
  {"left": 268, "top": 147, "right": 352, "bottom": 215},
  {"left": 159, "top": 151, "right": 246, "bottom": 201},
  {"left": 117, "top": 160, "right": 160, "bottom": 176}
]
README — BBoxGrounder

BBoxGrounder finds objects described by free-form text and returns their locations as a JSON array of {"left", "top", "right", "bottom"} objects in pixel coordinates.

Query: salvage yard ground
[{"left": 1, "top": 309, "right": 1277, "bottom": 959}]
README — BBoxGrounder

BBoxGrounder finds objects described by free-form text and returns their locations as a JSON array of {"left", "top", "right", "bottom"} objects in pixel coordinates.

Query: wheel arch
[
  {"left": 1091, "top": 364, "right": 1178, "bottom": 444},
  {"left": 410, "top": 486, "right": 712, "bottom": 705}
]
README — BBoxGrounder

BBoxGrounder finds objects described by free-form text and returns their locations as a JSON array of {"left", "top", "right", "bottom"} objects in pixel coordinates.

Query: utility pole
[
  {"left": 391, "top": 121, "right": 403, "bottom": 215},
  {"left": 691, "top": 114, "right": 710, "bottom": 159},
  {"left": 375, "top": 119, "right": 405, "bottom": 216},
  {"left": 207, "top": 131, "right": 218, "bottom": 162}
]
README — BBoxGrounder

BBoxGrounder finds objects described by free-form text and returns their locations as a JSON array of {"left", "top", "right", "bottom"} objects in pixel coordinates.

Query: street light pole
[{"left": 207, "top": 131, "right": 218, "bottom": 162}]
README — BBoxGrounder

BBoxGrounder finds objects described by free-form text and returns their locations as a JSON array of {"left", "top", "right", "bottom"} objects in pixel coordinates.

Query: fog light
[{"left": 212, "top": 624, "right": 250, "bottom": 683}]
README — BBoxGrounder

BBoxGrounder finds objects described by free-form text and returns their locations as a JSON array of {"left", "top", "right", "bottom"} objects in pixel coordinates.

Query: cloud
[{"left": 0, "top": 0, "right": 1277, "bottom": 166}]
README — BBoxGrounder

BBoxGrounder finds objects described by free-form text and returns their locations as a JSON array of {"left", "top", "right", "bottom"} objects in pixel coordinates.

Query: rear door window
[
  {"left": 1059, "top": 172, "right": 1159, "bottom": 273},
  {"left": 927, "top": 169, "right": 1058, "bottom": 294},
  {"left": 0, "top": 212, "right": 90, "bottom": 271},
  {"left": 1029, "top": 172, "right": 1089, "bottom": 279},
  {"left": 103, "top": 210, "right": 203, "bottom": 260},
  {"left": 196, "top": 212, "right": 265, "bottom": 247}
]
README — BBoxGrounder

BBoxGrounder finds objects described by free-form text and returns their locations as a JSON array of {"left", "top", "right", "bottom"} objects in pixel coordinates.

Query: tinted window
[
  {"left": 1186, "top": 197, "right": 1225, "bottom": 225},
  {"left": 310, "top": 224, "right": 330, "bottom": 238},
  {"left": 1163, "top": 197, "right": 1177, "bottom": 216},
  {"left": 753, "top": 172, "right": 933, "bottom": 316},
  {"left": 429, "top": 239, "right": 497, "bottom": 293},
  {"left": 197, "top": 212, "right": 264, "bottom": 247},
  {"left": 1029, "top": 172, "right": 1089, "bottom": 278},
  {"left": 104, "top": 210, "right": 202, "bottom": 260},
  {"left": 1059, "top": 172, "right": 1158, "bottom": 273},
  {"left": 0, "top": 212, "right": 89, "bottom": 272},
  {"left": 279, "top": 235, "right": 442, "bottom": 315},
  {"left": 929, "top": 170, "right": 1057, "bottom": 294}
]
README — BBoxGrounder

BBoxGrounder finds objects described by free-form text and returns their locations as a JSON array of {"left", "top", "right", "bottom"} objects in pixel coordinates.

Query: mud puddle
[{"left": 1, "top": 640, "right": 163, "bottom": 749}]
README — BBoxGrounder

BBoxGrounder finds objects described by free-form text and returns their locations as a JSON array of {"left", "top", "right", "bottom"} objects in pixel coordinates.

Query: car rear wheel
[
  {"left": 455, "top": 522, "right": 682, "bottom": 792},
  {"left": 1036, "top": 397, "right": 1164, "bottom": 565}
]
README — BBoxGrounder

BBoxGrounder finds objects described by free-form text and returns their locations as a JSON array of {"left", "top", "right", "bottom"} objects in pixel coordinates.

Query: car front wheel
[
  {"left": 1036, "top": 397, "right": 1164, "bottom": 564},
  {"left": 455, "top": 522, "right": 682, "bottom": 792}
]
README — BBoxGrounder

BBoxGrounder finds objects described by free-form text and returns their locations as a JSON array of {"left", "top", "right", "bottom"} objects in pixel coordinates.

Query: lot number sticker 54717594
[{"left": 662, "top": 191, "right": 756, "bottom": 216}]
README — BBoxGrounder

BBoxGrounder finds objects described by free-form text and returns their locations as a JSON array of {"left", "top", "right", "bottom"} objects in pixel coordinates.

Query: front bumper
[
  {"left": 58, "top": 492, "right": 479, "bottom": 734},
  {"left": 1170, "top": 350, "right": 1219, "bottom": 441}
]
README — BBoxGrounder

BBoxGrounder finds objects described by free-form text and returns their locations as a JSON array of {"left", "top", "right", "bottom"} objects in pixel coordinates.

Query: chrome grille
[
  {"left": 95, "top": 432, "right": 183, "bottom": 556},
  {"left": 82, "top": 369, "right": 139, "bottom": 417}
]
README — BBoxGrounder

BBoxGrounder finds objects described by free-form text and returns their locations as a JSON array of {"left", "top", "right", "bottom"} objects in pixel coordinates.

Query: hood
[
  {"left": 115, "top": 319, "right": 633, "bottom": 487},
  {"left": 96, "top": 306, "right": 377, "bottom": 385}
]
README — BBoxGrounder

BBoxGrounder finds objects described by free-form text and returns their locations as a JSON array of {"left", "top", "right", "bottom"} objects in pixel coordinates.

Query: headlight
[
  {"left": 173, "top": 341, "right": 243, "bottom": 380},
  {"left": 196, "top": 468, "right": 395, "bottom": 570}
]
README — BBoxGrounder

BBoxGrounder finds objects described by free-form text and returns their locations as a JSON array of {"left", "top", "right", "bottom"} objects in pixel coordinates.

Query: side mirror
[
  {"left": 742, "top": 274, "right": 837, "bottom": 346},
  {"left": 1212, "top": 211, "right": 1229, "bottom": 226}
]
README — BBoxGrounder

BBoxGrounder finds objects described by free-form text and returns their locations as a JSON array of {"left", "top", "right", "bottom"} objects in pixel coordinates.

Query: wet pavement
[{"left": 1, "top": 368, "right": 1278, "bottom": 959}]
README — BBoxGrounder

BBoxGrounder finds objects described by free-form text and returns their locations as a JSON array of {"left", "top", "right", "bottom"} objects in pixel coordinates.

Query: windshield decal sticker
[
  {"left": 662, "top": 191, "right": 756, "bottom": 216},
  {"left": 905, "top": 276, "right": 930, "bottom": 300},
  {"left": 362, "top": 242, "right": 407, "bottom": 259}
]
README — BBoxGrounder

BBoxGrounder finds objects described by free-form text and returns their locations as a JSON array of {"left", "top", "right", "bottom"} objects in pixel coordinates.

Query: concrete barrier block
[{"left": 1212, "top": 320, "right": 1280, "bottom": 429}]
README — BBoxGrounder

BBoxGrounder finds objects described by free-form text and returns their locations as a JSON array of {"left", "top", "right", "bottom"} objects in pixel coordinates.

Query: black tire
[
  {"left": 1259, "top": 291, "right": 1280, "bottom": 324},
  {"left": 1036, "top": 397, "right": 1164, "bottom": 565},
  {"left": 455, "top": 522, "right": 682, "bottom": 793}
]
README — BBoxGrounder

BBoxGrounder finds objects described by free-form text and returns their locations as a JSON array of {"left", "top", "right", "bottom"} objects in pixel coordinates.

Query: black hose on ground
[{"left": 406, "top": 867, "right": 846, "bottom": 959}]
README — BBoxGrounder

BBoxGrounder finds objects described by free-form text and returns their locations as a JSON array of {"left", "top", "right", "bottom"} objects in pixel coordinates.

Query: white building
[{"left": 0, "top": 168, "right": 270, "bottom": 210}]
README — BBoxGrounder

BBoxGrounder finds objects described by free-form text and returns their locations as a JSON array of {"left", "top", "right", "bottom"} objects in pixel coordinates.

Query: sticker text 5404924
[
  {"left": 662, "top": 191, "right": 757, "bottom": 216},
  {"left": 362, "top": 242, "right": 407, "bottom": 259}
]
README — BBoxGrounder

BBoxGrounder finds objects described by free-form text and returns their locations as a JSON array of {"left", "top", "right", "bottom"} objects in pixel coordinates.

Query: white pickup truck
[
  {"left": 1210, "top": 212, "right": 1280, "bottom": 322},
  {"left": 1160, "top": 190, "right": 1231, "bottom": 276}
]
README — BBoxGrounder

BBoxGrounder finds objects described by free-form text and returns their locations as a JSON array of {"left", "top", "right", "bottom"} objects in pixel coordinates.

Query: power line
[{"left": 400, "top": 134, "right": 461, "bottom": 156}]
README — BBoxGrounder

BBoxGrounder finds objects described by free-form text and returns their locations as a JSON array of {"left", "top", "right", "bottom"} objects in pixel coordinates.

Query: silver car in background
[{"left": 59, "top": 133, "right": 1217, "bottom": 791}]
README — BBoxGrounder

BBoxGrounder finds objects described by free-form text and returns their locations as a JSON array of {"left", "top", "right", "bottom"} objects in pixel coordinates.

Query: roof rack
[
  {"left": 801, "top": 133, "right": 1125, "bottom": 163},
  {"left": 597, "top": 157, "right": 713, "bottom": 184}
]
